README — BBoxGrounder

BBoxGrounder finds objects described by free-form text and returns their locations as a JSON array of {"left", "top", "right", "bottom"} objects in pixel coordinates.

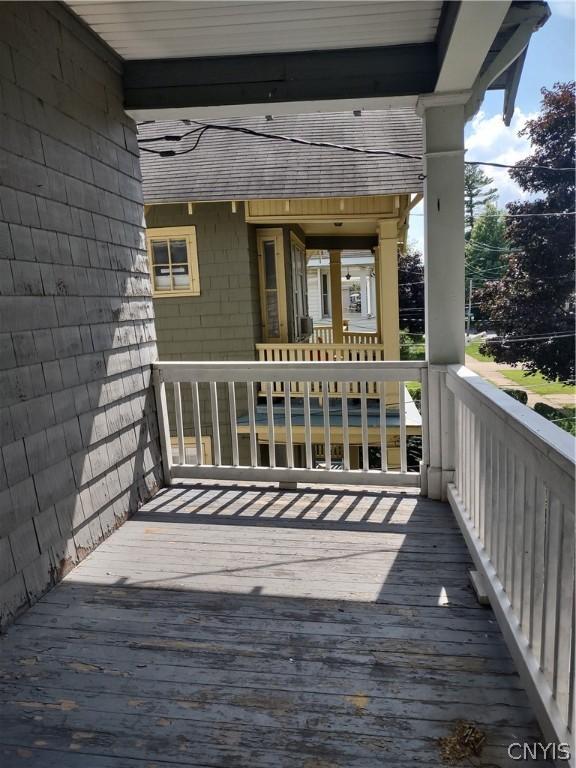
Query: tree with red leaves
[{"left": 478, "top": 82, "right": 575, "bottom": 383}]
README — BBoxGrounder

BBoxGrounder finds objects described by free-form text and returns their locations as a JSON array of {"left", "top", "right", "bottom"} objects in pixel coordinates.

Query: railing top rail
[
  {"left": 447, "top": 364, "right": 575, "bottom": 479},
  {"left": 155, "top": 360, "right": 427, "bottom": 384},
  {"left": 256, "top": 343, "right": 387, "bottom": 351}
]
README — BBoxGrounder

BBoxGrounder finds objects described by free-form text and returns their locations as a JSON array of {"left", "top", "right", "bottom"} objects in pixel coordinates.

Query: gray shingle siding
[
  {"left": 0, "top": 2, "right": 162, "bottom": 628},
  {"left": 139, "top": 110, "right": 423, "bottom": 203},
  {"left": 147, "top": 202, "right": 261, "bottom": 463}
]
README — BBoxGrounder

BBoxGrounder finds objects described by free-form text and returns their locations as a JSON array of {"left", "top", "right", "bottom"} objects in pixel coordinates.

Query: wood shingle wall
[{"left": 0, "top": 2, "right": 162, "bottom": 628}]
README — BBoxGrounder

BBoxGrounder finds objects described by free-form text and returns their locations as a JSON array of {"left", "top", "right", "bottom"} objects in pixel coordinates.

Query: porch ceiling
[{"left": 66, "top": 1, "right": 443, "bottom": 60}]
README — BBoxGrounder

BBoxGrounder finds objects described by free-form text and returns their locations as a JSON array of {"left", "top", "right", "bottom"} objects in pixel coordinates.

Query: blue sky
[{"left": 409, "top": 1, "right": 575, "bottom": 249}]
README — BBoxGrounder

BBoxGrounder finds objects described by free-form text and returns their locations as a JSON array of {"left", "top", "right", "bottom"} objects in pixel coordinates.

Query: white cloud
[
  {"left": 406, "top": 109, "right": 537, "bottom": 251},
  {"left": 465, "top": 108, "right": 536, "bottom": 205}
]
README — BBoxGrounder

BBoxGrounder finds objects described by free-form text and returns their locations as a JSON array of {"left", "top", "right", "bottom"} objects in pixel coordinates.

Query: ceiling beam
[
  {"left": 305, "top": 236, "right": 378, "bottom": 251},
  {"left": 124, "top": 44, "right": 437, "bottom": 113},
  {"left": 435, "top": 1, "right": 511, "bottom": 93}
]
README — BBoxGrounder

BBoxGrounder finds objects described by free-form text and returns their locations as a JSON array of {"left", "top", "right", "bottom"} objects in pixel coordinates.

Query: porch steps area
[{"left": 0, "top": 482, "right": 549, "bottom": 767}]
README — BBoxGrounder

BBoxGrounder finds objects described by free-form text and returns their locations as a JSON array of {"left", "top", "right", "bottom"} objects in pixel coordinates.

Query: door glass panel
[
  {"left": 266, "top": 293, "right": 280, "bottom": 337},
  {"left": 263, "top": 241, "right": 277, "bottom": 289}
]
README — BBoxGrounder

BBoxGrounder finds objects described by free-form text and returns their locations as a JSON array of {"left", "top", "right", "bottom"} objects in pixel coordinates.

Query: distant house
[
  {"left": 307, "top": 250, "right": 376, "bottom": 326},
  {"left": 139, "top": 110, "right": 423, "bottom": 468}
]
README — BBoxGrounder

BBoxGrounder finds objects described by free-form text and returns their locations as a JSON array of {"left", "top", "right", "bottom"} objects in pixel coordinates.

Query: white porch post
[
  {"left": 360, "top": 271, "right": 369, "bottom": 318},
  {"left": 420, "top": 100, "right": 466, "bottom": 500},
  {"left": 369, "top": 272, "right": 376, "bottom": 320}
]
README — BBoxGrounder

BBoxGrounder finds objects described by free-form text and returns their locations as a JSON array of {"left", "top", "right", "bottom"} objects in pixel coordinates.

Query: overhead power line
[
  {"left": 410, "top": 210, "right": 576, "bottom": 218},
  {"left": 137, "top": 120, "right": 575, "bottom": 174},
  {"left": 486, "top": 332, "right": 575, "bottom": 343}
]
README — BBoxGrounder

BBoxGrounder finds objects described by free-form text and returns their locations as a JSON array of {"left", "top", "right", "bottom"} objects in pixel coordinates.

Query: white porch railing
[
  {"left": 153, "top": 360, "right": 427, "bottom": 487},
  {"left": 344, "top": 330, "right": 379, "bottom": 345},
  {"left": 257, "top": 342, "right": 387, "bottom": 363},
  {"left": 446, "top": 365, "right": 575, "bottom": 757},
  {"left": 256, "top": 343, "right": 399, "bottom": 397}
]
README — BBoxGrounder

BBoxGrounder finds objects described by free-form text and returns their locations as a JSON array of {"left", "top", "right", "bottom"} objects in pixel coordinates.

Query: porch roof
[
  {"left": 138, "top": 109, "right": 423, "bottom": 204},
  {"left": 67, "top": 1, "right": 550, "bottom": 126}
]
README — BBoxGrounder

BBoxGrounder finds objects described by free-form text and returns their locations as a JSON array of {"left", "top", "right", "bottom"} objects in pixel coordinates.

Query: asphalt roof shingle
[{"left": 138, "top": 109, "right": 424, "bottom": 203}]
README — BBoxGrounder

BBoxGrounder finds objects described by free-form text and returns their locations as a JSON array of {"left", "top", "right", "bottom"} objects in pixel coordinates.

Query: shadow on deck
[{"left": 0, "top": 482, "right": 549, "bottom": 767}]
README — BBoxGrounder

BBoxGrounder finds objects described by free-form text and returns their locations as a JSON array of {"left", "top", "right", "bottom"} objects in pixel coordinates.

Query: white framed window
[{"left": 146, "top": 226, "right": 200, "bottom": 297}]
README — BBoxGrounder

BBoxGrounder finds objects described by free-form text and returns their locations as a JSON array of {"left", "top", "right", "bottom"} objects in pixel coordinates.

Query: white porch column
[
  {"left": 369, "top": 272, "right": 376, "bottom": 320},
  {"left": 360, "top": 271, "right": 369, "bottom": 318},
  {"left": 419, "top": 99, "right": 466, "bottom": 500}
]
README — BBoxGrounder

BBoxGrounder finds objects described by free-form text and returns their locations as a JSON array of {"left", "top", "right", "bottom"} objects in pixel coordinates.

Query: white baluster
[
  {"left": 399, "top": 381, "right": 407, "bottom": 474},
  {"left": 266, "top": 381, "right": 275, "bottom": 468},
  {"left": 210, "top": 381, "right": 221, "bottom": 466},
  {"left": 191, "top": 381, "right": 203, "bottom": 465},
  {"left": 246, "top": 381, "right": 258, "bottom": 467},
  {"left": 228, "top": 381, "right": 239, "bottom": 467},
  {"left": 173, "top": 381, "right": 185, "bottom": 465}
]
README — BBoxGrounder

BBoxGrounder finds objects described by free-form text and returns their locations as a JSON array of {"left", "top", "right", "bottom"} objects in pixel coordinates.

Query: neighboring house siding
[
  {"left": 0, "top": 2, "right": 162, "bottom": 628},
  {"left": 146, "top": 202, "right": 261, "bottom": 463},
  {"left": 307, "top": 269, "right": 323, "bottom": 322}
]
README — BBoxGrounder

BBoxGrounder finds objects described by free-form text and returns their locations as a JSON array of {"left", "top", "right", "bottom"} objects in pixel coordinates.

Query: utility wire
[
  {"left": 137, "top": 120, "right": 575, "bottom": 173},
  {"left": 485, "top": 332, "right": 575, "bottom": 343},
  {"left": 409, "top": 211, "right": 576, "bottom": 218}
]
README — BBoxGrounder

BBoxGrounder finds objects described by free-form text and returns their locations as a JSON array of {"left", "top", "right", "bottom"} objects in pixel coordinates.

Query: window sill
[{"left": 152, "top": 290, "right": 201, "bottom": 299}]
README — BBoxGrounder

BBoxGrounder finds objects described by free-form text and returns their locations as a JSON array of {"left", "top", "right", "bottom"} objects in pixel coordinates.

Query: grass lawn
[
  {"left": 501, "top": 369, "right": 576, "bottom": 396},
  {"left": 465, "top": 340, "right": 494, "bottom": 362}
]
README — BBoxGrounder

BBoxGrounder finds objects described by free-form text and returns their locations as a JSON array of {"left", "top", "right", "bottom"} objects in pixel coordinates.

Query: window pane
[
  {"left": 170, "top": 239, "right": 188, "bottom": 264},
  {"left": 172, "top": 264, "right": 190, "bottom": 289},
  {"left": 154, "top": 265, "right": 171, "bottom": 290},
  {"left": 151, "top": 240, "right": 169, "bottom": 264},
  {"left": 263, "top": 241, "right": 277, "bottom": 289},
  {"left": 266, "top": 292, "right": 280, "bottom": 337}
]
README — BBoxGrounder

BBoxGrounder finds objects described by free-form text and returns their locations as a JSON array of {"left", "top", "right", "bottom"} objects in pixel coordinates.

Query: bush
[
  {"left": 400, "top": 330, "right": 425, "bottom": 361},
  {"left": 503, "top": 388, "right": 528, "bottom": 405},
  {"left": 533, "top": 401, "right": 556, "bottom": 419},
  {"left": 533, "top": 402, "right": 576, "bottom": 436},
  {"left": 406, "top": 382, "right": 422, "bottom": 411}
]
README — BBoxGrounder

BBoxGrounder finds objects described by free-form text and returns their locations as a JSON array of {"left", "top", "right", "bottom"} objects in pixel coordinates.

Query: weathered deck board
[{"left": 0, "top": 482, "right": 549, "bottom": 767}]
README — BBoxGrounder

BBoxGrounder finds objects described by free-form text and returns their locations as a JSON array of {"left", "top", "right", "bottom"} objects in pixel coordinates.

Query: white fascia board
[{"left": 435, "top": 1, "right": 511, "bottom": 93}]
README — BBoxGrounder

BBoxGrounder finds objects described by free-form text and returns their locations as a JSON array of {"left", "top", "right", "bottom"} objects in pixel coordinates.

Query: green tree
[
  {"left": 398, "top": 247, "right": 424, "bottom": 334},
  {"left": 464, "top": 165, "right": 499, "bottom": 236},
  {"left": 478, "top": 82, "right": 575, "bottom": 383},
  {"left": 465, "top": 203, "right": 509, "bottom": 329},
  {"left": 466, "top": 203, "right": 508, "bottom": 281}
]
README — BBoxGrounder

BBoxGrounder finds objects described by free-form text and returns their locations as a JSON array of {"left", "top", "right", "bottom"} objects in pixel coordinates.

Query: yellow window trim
[{"left": 147, "top": 225, "right": 200, "bottom": 298}]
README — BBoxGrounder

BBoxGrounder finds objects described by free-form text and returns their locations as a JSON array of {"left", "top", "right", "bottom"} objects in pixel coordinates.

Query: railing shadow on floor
[{"left": 132, "top": 481, "right": 450, "bottom": 534}]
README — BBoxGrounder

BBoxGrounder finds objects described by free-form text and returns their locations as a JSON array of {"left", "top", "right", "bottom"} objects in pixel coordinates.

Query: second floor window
[{"left": 146, "top": 226, "right": 200, "bottom": 297}]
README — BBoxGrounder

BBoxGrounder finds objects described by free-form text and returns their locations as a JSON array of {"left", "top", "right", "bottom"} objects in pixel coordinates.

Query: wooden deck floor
[{"left": 0, "top": 482, "right": 549, "bottom": 767}]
